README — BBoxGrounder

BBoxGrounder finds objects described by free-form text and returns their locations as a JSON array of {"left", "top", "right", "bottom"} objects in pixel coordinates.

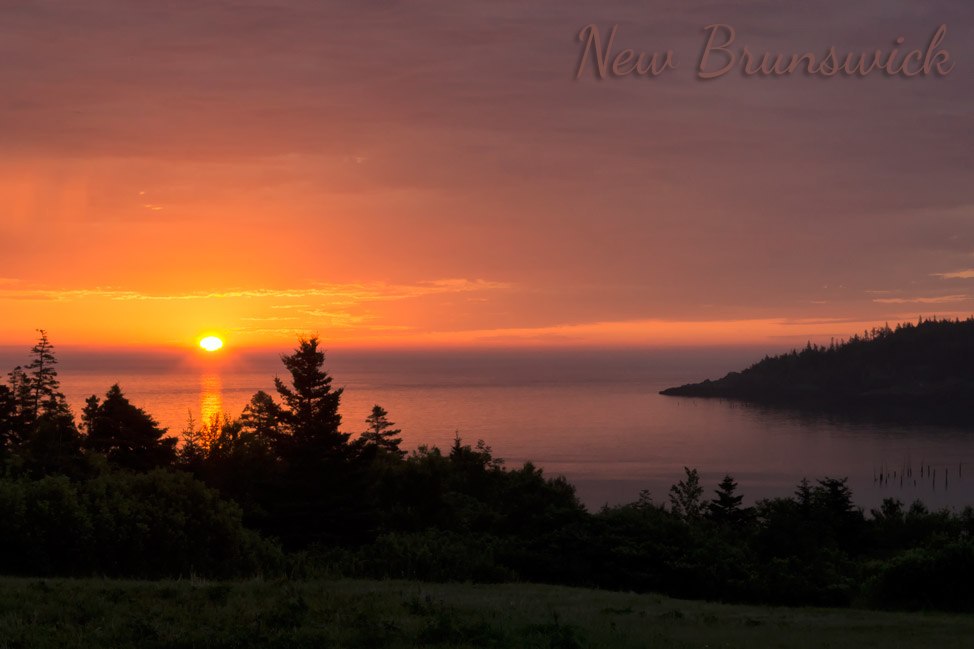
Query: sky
[{"left": 0, "top": 0, "right": 972, "bottom": 350}]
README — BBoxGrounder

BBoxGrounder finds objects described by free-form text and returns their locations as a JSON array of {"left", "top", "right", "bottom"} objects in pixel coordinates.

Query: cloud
[
  {"left": 873, "top": 295, "right": 970, "bottom": 304},
  {"left": 0, "top": 279, "right": 510, "bottom": 304},
  {"left": 933, "top": 269, "right": 974, "bottom": 279},
  {"left": 0, "top": 1, "right": 972, "bottom": 345}
]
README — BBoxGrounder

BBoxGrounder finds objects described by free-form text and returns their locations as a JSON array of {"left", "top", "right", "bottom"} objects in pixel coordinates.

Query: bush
[
  {"left": 863, "top": 540, "right": 974, "bottom": 611},
  {"left": 0, "top": 471, "right": 282, "bottom": 578}
]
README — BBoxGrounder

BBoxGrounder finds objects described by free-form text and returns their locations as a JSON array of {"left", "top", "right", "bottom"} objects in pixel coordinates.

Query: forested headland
[
  {"left": 661, "top": 318, "right": 974, "bottom": 418},
  {"left": 1, "top": 330, "right": 973, "bottom": 612}
]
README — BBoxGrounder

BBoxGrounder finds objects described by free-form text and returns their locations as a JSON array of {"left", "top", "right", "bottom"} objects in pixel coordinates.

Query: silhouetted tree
[
  {"left": 669, "top": 467, "right": 703, "bottom": 520},
  {"left": 812, "top": 477, "right": 856, "bottom": 517},
  {"left": 82, "top": 384, "right": 177, "bottom": 471},
  {"left": 274, "top": 337, "right": 348, "bottom": 460},
  {"left": 707, "top": 474, "right": 746, "bottom": 525},
  {"left": 240, "top": 390, "right": 282, "bottom": 447},
  {"left": 0, "top": 332, "right": 83, "bottom": 476},
  {"left": 360, "top": 404, "right": 404, "bottom": 457},
  {"left": 23, "top": 330, "right": 68, "bottom": 421},
  {"left": 22, "top": 410, "right": 83, "bottom": 477},
  {"left": 5, "top": 331, "right": 71, "bottom": 440},
  {"left": 795, "top": 477, "right": 813, "bottom": 515},
  {"left": 5, "top": 367, "right": 31, "bottom": 442},
  {"left": 0, "top": 385, "right": 16, "bottom": 457},
  {"left": 177, "top": 411, "right": 208, "bottom": 473}
]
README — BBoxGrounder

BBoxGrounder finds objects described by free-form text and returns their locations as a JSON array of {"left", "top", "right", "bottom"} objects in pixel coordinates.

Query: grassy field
[{"left": 0, "top": 577, "right": 970, "bottom": 648}]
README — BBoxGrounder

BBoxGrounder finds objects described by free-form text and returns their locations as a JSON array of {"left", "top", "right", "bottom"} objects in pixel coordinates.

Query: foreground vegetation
[
  {"left": 3, "top": 577, "right": 973, "bottom": 649},
  {"left": 1, "top": 328, "right": 973, "bottom": 614}
]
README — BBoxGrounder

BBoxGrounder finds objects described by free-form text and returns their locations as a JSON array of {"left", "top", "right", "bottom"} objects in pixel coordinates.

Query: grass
[{"left": 0, "top": 577, "right": 970, "bottom": 648}]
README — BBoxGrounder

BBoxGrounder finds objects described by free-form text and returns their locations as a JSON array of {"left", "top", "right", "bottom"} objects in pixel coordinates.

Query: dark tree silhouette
[
  {"left": 1, "top": 332, "right": 83, "bottom": 475},
  {"left": 274, "top": 337, "right": 348, "bottom": 459},
  {"left": 669, "top": 466, "right": 703, "bottom": 520},
  {"left": 23, "top": 330, "right": 69, "bottom": 420},
  {"left": 5, "top": 331, "right": 70, "bottom": 435},
  {"left": 0, "top": 385, "right": 16, "bottom": 455},
  {"left": 82, "top": 384, "right": 177, "bottom": 471},
  {"left": 795, "top": 477, "right": 813, "bottom": 514},
  {"left": 5, "top": 367, "right": 31, "bottom": 439},
  {"left": 360, "top": 404, "right": 404, "bottom": 457},
  {"left": 22, "top": 409, "right": 83, "bottom": 477},
  {"left": 240, "top": 390, "right": 283, "bottom": 447},
  {"left": 177, "top": 411, "right": 208, "bottom": 473},
  {"left": 707, "top": 474, "right": 746, "bottom": 525}
]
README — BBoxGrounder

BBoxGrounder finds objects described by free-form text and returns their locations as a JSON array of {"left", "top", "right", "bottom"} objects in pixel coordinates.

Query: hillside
[{"left": 660, "top": 318, "right": 974, "bottom": 412}]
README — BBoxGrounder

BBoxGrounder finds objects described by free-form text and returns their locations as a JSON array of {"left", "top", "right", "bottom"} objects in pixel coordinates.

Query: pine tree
[
  {"left": 177, "top": 410, "right": 208, "bottom": 472},
  {"left": 4, "top": 332, "right": 82, "bottom": 475},
  {"left": 82, "top": 384, "right": 177, "bottom": 471},
  {"left": 360, "top": 404, "right": 404, "bottom": 457},
  {"left": 0, "top": 385, "right": 17, "bottom": 456},
  {"left": 6, "top": 367, "right": 30, "bottom": 432},
  {"left": 707, "top": 474, "right": 745, "bottom": 524},
  {"left": 274, "top": 337, "right": 348, "bottom": 459},
  {"left": 240, "top": 390, "right": 283, "bottom": 446},
  {"left": 795, "top": 477, "right": 813, "bottom": 514},
  {"left": 22, "top": 330, "right": 69, "bottom": 421}
]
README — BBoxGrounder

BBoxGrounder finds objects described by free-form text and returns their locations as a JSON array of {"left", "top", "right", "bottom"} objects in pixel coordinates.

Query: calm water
[{"left": 9, "top": 347, "right": 974, "bottom": 511}]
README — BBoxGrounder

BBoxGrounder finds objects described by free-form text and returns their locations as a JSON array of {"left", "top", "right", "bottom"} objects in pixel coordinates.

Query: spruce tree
[
  {"left": 82, "top": 384, "right": 177, "bottom": 471},
  {"left": 5, "top": 332, "right": 82, "bottom": 475},
  {"left": 707, "top": 474, "right": 745, "bottom": 524},
  {"left": 24, "top": 330, "right": 68, "bottom": 420},
  {"left": 274, "top": 337, "right": 348, "bottom": 459},
  {"left": 361, "top": 404, "right": 404, "bottom": 457},
  {"left": 0, "top": 385, "right": 17, "bottom": 456},
  {"left": 240, "top": 390, "right": 283, "bottom": 446}
]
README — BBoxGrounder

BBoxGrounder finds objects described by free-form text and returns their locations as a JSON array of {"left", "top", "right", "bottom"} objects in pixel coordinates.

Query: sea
[{"left": 3, "top": 346, "right": 972, "bottom": 512}]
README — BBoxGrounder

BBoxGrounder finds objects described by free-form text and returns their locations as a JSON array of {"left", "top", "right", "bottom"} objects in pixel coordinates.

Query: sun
[{"left": 199, "top": 336, "right": 224, "bottom": 352}]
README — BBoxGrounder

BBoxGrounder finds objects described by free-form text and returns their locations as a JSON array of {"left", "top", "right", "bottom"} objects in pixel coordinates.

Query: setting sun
[{"left": 199, "top": 336, "right": 224, "bottom": 352}]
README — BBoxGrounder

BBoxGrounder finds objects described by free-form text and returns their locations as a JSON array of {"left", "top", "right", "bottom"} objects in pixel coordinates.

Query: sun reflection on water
[{"left": 199, "top": 372, "right": 223, "bottom": 428}]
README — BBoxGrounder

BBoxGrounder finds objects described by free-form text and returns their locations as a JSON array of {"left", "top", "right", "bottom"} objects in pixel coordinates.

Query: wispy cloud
[
  {"left": 873, "top": 295, "right": 969, "bottom": 304},
  {"left": 933, "top": 269, "right": 974, "bottom": 279},
  {"left": 0, "top": 279, "right": 510, "bottom": 304}
]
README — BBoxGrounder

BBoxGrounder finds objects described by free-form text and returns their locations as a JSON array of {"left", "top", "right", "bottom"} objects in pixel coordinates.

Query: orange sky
[{"left": 0, "top": 2, "right": 971, "bottom": 351}]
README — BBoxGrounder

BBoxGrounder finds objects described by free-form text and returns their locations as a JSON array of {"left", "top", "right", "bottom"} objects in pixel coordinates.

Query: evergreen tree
[
  {"left": 0, "top": 385, "right": 16, "bottom": 456},
  {"left": 23, "top": 409, "right": 83, "bottom": 477},
  {"left": 240, "top": 390, "right": 283, "bottom": 447},
  {"left": 274, "top": 337, "right": 348, "bottom": 459},
  {"left": 707, "top": 474, "right": 746, "bottom": 525},
  {"left": 669, "top": 467, "right": 704, "bottom": 520},
  {"left": 177, "top": 411, "right": 208, "bottom": 472},
  {"left": 360, "top": 404, "right": 404, "bottom": 457},
  {"left": 3, "top": 332, "right": 82, "bottom": 475},
  {"left": 82, "top": 384, "right": 177, "bottom": 471},
  {"left": 23, "top": 330, "right": 68, "bottom": 420},
  {"left": 6, "top": 367, "right": 32, "bottom": 435},
  {"left": 795, "top": 477, "right": 813, "bottom": 514},
  {"left": 812, "top": 477, "right": 855, "bottom": 516}
]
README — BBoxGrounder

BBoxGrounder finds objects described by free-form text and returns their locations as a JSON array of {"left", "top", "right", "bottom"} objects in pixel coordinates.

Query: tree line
[{"left": 1, "top": 330, "right": 972, "bottom": 611}]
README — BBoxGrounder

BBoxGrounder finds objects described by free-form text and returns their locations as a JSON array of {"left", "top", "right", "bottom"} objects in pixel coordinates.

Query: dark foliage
[
  {"left": 0, "top": 471, "right": 281, "bottom": 578},
  {"left": 82, "top": 385, "right": 177, "bottom": 471}
]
